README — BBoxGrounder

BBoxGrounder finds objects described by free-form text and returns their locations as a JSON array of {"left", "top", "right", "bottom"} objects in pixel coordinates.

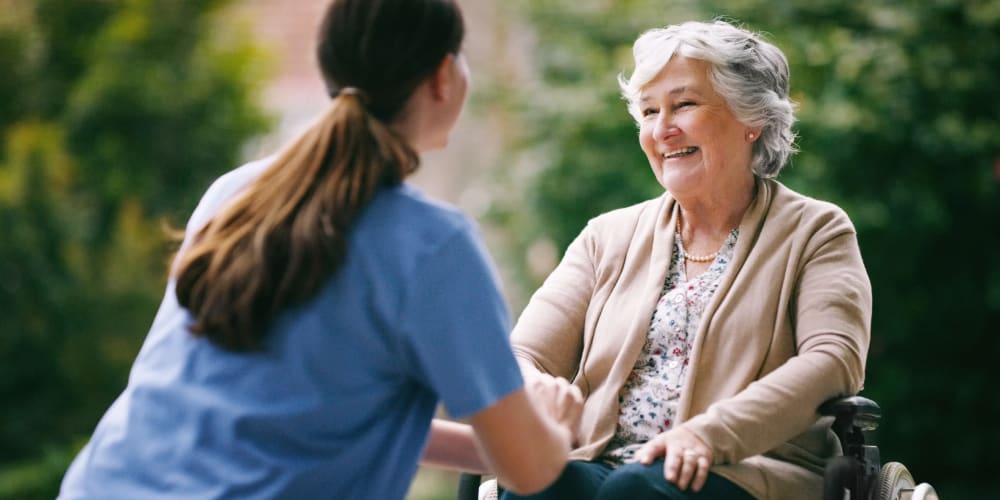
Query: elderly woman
[{"left": 501, "top": 20, "right": 871, "bottom": 500}]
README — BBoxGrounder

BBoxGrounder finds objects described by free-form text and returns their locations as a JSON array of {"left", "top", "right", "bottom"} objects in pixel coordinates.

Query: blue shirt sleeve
[{"left": 397, "top": 221, "right": 523, "bottom": 418}]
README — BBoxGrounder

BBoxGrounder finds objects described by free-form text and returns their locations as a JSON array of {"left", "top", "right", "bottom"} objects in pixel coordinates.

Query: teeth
[{"left": 664, "top": 147, "right": 698, "bottom": 159}]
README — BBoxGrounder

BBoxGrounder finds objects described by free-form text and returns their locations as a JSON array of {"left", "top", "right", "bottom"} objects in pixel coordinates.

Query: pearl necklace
[{"left": 676, "top": 214, "right": 719, "bottom": 263}]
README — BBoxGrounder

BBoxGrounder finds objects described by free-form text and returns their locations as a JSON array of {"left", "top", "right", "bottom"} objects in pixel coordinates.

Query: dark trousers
[{"left": 500, "top": 459, "right": 756, "bottom": 500}]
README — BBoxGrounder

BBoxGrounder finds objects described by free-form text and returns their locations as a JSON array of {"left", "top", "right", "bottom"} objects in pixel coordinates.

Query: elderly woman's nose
[{"left": 653, "top": 115, "right": 679, "bottom": 141}]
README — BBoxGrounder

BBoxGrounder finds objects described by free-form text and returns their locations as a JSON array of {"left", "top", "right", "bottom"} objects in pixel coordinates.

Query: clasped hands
[
  {"left": 523, "top": 371, "right": 584, "bottom": 446},
  {"left": 523, "top": 371, "right": 713, "bottom": 493}
]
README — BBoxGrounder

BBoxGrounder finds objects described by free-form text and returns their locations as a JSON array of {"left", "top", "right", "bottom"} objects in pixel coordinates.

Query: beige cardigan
[{"left": 511, "top": 178, "right": 871, "bottom": 500}]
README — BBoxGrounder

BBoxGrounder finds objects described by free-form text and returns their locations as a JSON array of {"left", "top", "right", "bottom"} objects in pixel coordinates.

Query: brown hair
[{"left": 173, "top": 0, "right": 465, "bottom": 350}]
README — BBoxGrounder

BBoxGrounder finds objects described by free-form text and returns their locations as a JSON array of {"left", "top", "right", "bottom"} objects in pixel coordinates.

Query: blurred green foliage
[
  {"left": 491, "top": 0, "right": 999, "bottom": 498},
  {"left": 0, "top": 0, "right": 271, "bottom": 496}
]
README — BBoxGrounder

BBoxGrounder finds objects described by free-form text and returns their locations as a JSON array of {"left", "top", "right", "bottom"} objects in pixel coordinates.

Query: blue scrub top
[{"left": 58, "top": 159, "right": 524, "bottom": 499}]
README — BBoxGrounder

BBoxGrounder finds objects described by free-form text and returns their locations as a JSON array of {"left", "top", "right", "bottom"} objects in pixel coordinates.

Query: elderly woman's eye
[
  {"left": 641, "top": 107, "right": 658, "bottom": 117},
  {"left": 675, "top": 101, "right": 696, "bottom": 109}
]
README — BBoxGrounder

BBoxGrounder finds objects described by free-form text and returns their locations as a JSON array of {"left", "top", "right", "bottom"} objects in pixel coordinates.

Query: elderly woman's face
[{"left": 637, "top": 57, "right": 756, "bottom": 197}]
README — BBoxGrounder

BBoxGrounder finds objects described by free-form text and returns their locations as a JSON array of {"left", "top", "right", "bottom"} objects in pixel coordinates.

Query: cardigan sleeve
[
  {"left": 683, "top": 210, "right": 872, "bottom": 464},
  {"left": 510, "top": 224, "right": 598, "bottom": 380}
]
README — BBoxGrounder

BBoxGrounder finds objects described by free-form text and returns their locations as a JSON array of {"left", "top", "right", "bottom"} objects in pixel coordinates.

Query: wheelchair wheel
[
  {"left": 909, "top": 483, "right": 939, "bottom": 500},
  {"left": 877, "top": 461, "right": 915, "bottom": 500},
  {"left": 479, "top": 478, "right": 500, "bottom": 500},
  {"left": 823, "top": 455, "right": 861, "bottom": 500}
]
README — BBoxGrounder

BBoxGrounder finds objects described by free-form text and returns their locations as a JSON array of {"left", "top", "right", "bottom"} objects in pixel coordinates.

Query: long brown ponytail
[{"left": 173, "top": 0, "right": 464, "bottom": 350}]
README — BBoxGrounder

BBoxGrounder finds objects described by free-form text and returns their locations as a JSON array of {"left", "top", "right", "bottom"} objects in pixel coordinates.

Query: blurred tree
[
  {"left": 494, "top": 0, "right": 999, "bottom": 498},
  {"left": 0, "top": 0, "right": 271, "bottom": 497}
]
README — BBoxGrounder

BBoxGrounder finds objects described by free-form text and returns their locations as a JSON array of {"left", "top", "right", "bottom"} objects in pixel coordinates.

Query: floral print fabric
[{"left": 600, "top": 228, "right": 739, "bottom": 465}]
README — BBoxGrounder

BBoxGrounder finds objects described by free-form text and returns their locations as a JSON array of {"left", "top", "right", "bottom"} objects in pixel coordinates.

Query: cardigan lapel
[
  {"left": 676, "top": 178, "right": 775, "bottom": 422},
  {"left": 603, "top": 193, "right": 679, "bottom": 392}
]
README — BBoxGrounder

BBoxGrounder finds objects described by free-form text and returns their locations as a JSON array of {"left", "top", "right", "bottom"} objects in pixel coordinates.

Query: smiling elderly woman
[{"left": 500, "top": 20, "right": 872, "bottom": 500}]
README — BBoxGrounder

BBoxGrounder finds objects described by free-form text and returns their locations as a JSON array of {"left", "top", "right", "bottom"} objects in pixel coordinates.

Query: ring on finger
[{"left": 683, "top": 449, "right": 701, "bottom": 460}]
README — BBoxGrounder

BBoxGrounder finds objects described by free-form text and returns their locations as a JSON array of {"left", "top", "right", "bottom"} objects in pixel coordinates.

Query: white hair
[{"left": 619, "top": 20, "right": 798, "bottom": 178}]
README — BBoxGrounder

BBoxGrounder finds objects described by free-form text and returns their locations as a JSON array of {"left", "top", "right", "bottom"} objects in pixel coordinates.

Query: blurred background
[{"left": 1, "top": 0, "right": 997, "bottom": 498}]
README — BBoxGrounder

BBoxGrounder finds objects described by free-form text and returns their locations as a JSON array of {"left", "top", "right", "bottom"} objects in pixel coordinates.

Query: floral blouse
[{"left": 600, "top": 228, "right": 739, "bottom": 465}]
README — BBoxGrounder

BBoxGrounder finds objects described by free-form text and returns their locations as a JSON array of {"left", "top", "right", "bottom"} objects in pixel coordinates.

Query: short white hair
[{"left": 619, "top": 20, "right": 797, "bottom": 178}]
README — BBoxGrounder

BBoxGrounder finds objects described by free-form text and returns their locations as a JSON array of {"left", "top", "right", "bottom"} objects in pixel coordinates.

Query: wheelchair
[
  {"left": 819, "top": 396, "right": 938, "bottom": 500},
  {"left": 456, "top": 396, "right": 938, "bottom": 500}
]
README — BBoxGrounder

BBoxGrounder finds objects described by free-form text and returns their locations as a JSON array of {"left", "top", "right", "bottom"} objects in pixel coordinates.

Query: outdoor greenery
[
  {"left": 489, "top": 0, "right": 999, "bottom": 498},
  {"left": 0, "top": 0, "right": 271, "bottom": 497},
  {"left": 1, "top": 0, "right": 997, "bottom": 499}
]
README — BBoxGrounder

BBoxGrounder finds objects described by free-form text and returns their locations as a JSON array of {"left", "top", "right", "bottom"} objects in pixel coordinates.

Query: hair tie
[{"left": 334, "top": 86, "right": 369, "bottom": 105}]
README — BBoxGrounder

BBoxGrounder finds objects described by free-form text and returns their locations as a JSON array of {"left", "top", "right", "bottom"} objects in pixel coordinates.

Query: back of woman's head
[
  {"left": 620, "top": 20, "right": 797, "bottom": 178},
  {"left": 173, "top": 0, "right": 465, "bottom": 351},
  {"left": 318, "top": 0, "right": 465, "bottom": 122}
]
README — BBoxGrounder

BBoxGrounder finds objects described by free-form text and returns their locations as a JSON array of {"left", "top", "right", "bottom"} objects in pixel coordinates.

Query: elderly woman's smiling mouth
[{"left": 663, "top": 146, "right": 700, "bottom": 159}]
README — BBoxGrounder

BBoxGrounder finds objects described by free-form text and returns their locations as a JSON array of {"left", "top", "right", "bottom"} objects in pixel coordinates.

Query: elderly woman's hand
[
  {"left": 635, "top": 426, "right": 714, "bottom": 492},
  {"left": 523, "top": 371, "right": 584, "bottom": 445}
]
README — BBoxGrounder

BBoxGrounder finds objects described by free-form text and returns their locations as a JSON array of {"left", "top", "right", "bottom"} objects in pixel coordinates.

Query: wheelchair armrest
[
  {"left": 819, "top": 395, "right": 881, "bottom": 432},
  {"left": 820, "top": 396, "right": 884, "bottom": 497}
]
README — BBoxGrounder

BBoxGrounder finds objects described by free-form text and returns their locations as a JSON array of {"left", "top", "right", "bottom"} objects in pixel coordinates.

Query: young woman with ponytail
[{"left": 58, "top": 1, "right": 581, "bottom": 498}]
